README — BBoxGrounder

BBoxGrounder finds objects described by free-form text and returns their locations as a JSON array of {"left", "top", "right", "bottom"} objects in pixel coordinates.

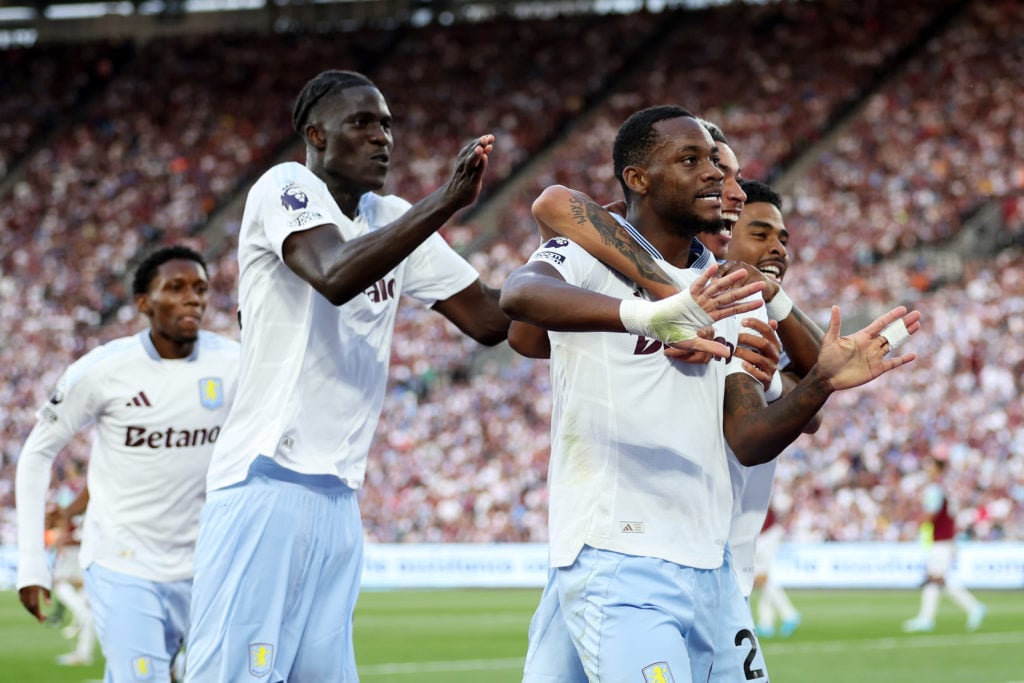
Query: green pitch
[{"left": 2, "top": 588, "right": 1022, "bottom": 682}]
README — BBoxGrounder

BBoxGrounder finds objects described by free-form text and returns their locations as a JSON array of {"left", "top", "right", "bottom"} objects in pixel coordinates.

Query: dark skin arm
[
  {"left": 507, "top": 185, "right": 757, "bottom": 358},
  {"left": 724, "top": 305, "right": 920, "bottom": 466},
  {"left": 532, "top": 185, "right": 679, "bottom": 300},
  {"left": 717, "top": 259, "right": 824, "bottom": 377},
  {"left": 283, "top": 135, "right": 496, "bottom": 307},
  {"left": 431, "top": 280, "right": 509, "bottom": 346},
  {"left": 501, "top": 260, "right": 762, "bottom": 341}
]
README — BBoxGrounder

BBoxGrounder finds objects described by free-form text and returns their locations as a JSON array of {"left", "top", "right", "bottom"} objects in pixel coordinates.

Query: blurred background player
[
  {"left": 903, "top": 455, "right": 987, "bottom": 633},
  {"left": 751, "top": 504, "right": 801, "bottom": 638},
  {"left": 46, "top": 485, "right": 97, "bottom": 666},
  {"left": 15, "top": 245, "right": 240, "bottom": 682}
]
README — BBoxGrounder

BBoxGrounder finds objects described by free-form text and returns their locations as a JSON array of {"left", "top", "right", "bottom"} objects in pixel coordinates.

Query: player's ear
[
  {"left": 306, "top": 123, "right": 327, "bottom": 150},
  {"left": 622, "top": 165, "right": 648, "bottom": 197},
  {"left": 135, "top": 292, "right": 153, "bottom": 318}
]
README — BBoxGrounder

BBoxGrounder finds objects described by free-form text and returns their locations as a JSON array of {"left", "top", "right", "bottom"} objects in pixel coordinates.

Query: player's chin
[{"left": 172, "top": 325, "right": 200, "bottom": 343}]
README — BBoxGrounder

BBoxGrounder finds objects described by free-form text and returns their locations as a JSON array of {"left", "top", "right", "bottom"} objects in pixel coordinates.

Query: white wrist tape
[
  {"left": 880, "top": 318, "right": 911, "bottom": 354},
  {"left": 764, "top": 370, "right": 784, "bottom": 402},
  {"left": 619, "top": 290, "right": 713, "bottom": 345},
  {"left": 766, "top": 287, "right": 793, "bottom": 322}
]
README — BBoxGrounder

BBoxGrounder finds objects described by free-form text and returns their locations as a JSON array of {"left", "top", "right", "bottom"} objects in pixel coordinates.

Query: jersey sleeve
[
  {"left": 259, "top": 165, "right": 346, "bottom": 258},
  {"left": 400, "top": 233, "right": 480, "bottom": 307},
  {"left": 526, "top": 236, "right": 604, "bottom": 289},
  {"left": 15, "top": 360, "right": 103, "bottom": 590}
]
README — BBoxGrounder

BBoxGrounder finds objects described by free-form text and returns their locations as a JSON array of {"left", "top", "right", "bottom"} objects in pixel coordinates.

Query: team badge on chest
[{"left": 199, "top": 377, "right": 224, "bottom": 410}]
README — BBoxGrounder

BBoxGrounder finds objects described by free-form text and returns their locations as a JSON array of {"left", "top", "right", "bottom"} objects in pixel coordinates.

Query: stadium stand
[{"left": 1, "top": 0, "right": 1022, "bottom": 548}]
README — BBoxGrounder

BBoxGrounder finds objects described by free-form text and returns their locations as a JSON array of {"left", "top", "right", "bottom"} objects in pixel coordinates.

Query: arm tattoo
[{"left": 568, "top": 191, "right": 675, "bottom": 289}]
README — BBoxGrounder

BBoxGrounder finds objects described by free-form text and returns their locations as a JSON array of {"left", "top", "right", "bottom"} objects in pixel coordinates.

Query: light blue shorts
[
  {"left": 555, "top": 545, "right": 724, "bottom": 683},
  {"left": 185, "top": 456, "right": 363, "bottom": 683},
  {"left": 709, "top": 547, "right": 770, "bottom": 682},
  {"left": 522, "top": 569, "right": 588, "bottom": 683},
  {"left": 83, "top": 562, "right": 191, "bottom": 682}
]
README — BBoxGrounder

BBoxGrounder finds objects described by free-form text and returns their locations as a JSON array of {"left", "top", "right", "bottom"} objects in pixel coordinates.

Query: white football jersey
[
  {"left": 726, "top": 349, "right": 789, "bottom": 596},
  {"left": 206, "top": 162, "right": 478, "bottom": 492},
  {"left": 534, "top": 236, "right": 766, "bottom": 570},
  {"left": 16, "top": 331, "right": 240, "bottom": 589}
]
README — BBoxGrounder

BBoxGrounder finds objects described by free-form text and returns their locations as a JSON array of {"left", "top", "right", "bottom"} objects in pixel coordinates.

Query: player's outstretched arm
[
  {"left": 532, "top": 185, "right": 680, "bottom": 299},
  {"left": 724, "top": 305, "right": 921, "bottom": 466},
  {"left": 619, "top": 262, "right": 764, "bottom": 357},
  {"left": 284, "top": 135, "right": 496, "bottom": 306},
  {"left": 816, "top": 305, "right": 920, "bottom": 390}
]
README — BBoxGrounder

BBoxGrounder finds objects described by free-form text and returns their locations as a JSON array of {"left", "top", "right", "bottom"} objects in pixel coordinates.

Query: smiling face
[
  {"left": 136, "top": 258, "right": 209, "bottom": 357},
  {"left": 717, "top": 142, "right": 746, "bottom": 228},
  {"left": 308, "top": 85, "right": 394, "bottom": 204},
  {"left": 728, "top": 200, "right": 789, "bottom": 282},
  {"left": 638, "top": 116, "right": 725, "bottom": 238}
]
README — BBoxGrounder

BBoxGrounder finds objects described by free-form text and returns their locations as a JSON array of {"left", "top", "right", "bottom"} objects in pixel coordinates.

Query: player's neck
[
  {"left": 148, "top": 330, "right": 196, "bottom": 360},
  {"left": 628, "top": 209, "right": 696, "bottom": 268}
]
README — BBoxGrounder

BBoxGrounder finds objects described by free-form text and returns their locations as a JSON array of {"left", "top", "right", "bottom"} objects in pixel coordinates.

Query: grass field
[{"left": 2, "top": 588, "right": 1022, "bottom": 682}]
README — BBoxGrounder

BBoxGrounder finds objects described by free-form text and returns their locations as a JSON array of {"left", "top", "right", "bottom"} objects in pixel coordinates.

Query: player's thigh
[
  {"left": 712, "top": 549, "right": 769, "bottom": 682},
  {"left": 523, "top": 571, "right": 588, "bottom": 683},
  {"left": 290, "top": 488, "right": 363, "bottom": 682},
  {"left": 159, "top": 578, "right": 192, "bottom": 666},
  {"left": 556, "top": 547, "right": 720, "bottom": 683},
  {"left": 926, "top": 541, "right": 955, "bottom": 578},
  {"left": 84, "top": 564, "right": 176, "bottom": 682},
  {"left": 709, "top": 593, "right": 769, "bottom": 682},
  {"left": 186, "top": 475, "right": 361, "bottom": 682}
]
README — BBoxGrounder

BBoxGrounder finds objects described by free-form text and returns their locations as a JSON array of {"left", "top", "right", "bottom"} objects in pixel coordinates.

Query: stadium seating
[{"left": 1, "top": 0, "right": 1022, "bottom": 547}]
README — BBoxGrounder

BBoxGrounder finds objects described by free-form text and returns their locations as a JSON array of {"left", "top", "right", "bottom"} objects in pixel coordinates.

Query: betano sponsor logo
[{"left": 124, "top": 424, "right": 221, "bottom": 449}]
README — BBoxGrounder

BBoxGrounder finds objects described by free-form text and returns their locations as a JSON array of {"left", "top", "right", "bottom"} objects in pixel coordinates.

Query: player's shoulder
[
  {"left": 197, "top": 330, "right": 240, "bottom": 350},
  {"left": 359, "top": 192, "right": 412, "bottom": 227},
  {"left": 73, "top": 334, "right": 144, "bottom": 368},
  {"left": 60, "top": 334, "right": 145, "bottom": 388},
  {"left": 257, "top": 161, "right": 316, "bottom": 185}
]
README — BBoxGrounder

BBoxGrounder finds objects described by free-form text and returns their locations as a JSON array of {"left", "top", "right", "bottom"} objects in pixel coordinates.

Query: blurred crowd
[{"left": 1, "top": 0, "right": 1022, "bottom": 548}]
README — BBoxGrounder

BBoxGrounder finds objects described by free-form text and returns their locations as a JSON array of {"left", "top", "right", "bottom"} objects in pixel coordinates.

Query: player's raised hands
[
  {"left": 444, "top": 134, "right": 495, "bottom": 210},
  {"left": 717, "top": 259, "right": 781, "bottom": 305},
  {"left": 619, "top": 262, "right": 764, "bottom": 357},
  {"left": 816, "top": 305, "right": 921, "bottom": 391},
  {"left": 734, "top": 318, "right": 782, "bottom": 391}
]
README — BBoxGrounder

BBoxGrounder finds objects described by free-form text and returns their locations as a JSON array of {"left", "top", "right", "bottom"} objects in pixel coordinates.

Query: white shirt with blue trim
[
  {"left": 16, "top": 330, "right": 240, "bottom": 589},
  {"left": 206, "top": 162, "right": 479, "bottom": 492},
  {"left": 532, "top": 232, "right": 766, "bottom": 570}
]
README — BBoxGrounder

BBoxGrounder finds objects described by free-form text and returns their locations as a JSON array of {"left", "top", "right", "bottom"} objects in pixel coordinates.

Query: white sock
[
  {"left": 757, "top": 589, "right": 776, "bottom": 628},
  {"left": 766, "top": 582, "right": 798, "bottom": 621},
  {"left": 53, "top": 582, "right": 95, "bottom": 658},
  {"left": 920, "top": 583, "right": 941, "bottom": 622},
  {"left": 945, "top": 583, "right": 981, "bottom": 614}
]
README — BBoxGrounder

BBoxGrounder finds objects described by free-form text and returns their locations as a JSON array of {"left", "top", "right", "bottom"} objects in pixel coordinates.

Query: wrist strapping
[
  {"left": 766, "top": 287, "right": 793, "bottom": 322},
  {"left": 619, "top": 290, "right": 713, "bottom": 345},
  {"left": 880, "top": 318, "right": 911, "bottom": 354}
]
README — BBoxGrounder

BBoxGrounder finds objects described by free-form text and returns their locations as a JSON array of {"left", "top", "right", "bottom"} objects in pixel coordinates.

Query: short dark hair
[
  {"left": 697, "top": 118, "right": 729, "bottom": 145},
  {"left": 612, "top": 105, "right": 695, "bottom": 199},
  {"left": 739, "top": 178, "right": 783, "bottom": 211},
  {"left": 292, "top": 70, "right": 378, "bottom": 135},
  {"left": 132, "top": 245, "right": 207, "bottom": 296}
]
